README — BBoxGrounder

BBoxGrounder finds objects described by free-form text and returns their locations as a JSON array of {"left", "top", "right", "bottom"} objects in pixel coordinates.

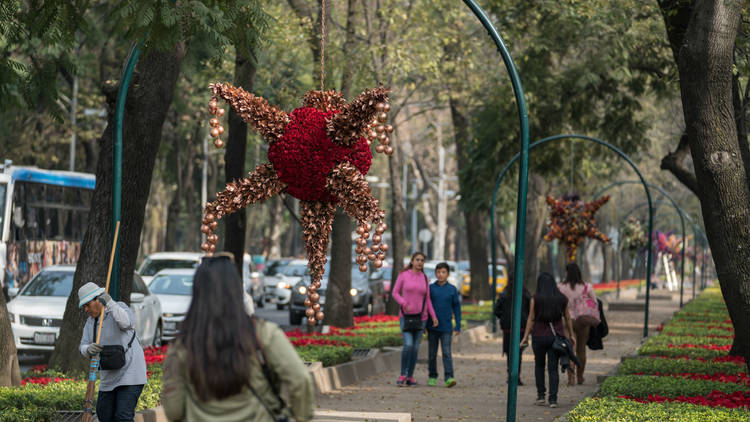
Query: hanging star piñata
[
  {"left": 544, "top": 194, "right": 610, "bottom": 262},
  {"left": 200, "top": 83, "right": 393, "bottom": 325}
]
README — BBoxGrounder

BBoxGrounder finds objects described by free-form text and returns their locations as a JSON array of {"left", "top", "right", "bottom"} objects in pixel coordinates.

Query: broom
[{"left": 82, "top": 221, "right": 120, "bottom": 422}]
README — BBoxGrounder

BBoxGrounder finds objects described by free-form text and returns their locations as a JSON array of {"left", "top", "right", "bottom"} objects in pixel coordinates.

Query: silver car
[
  {"left": 149, "top": 268, "right": 254, "bottom": 341},
  {"left": 7, "top": 265, "right": 163, "bottom": 352}
]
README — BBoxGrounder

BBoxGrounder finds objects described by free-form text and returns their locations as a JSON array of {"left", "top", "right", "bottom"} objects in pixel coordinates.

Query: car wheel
[
  {"left": 289, "top": 310, "right": 302, "bottom": 325},
  {"left": 152, "top": 324, "right": 163, "bottom": 347},
  {"left": 257, "top": 294, "right": 265, "bottom": 308},
  {"left": 276, "top": 303, "right": 285, "bottom": 310}
]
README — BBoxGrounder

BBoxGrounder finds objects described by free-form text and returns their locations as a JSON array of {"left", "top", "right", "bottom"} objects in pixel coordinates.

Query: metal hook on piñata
[{"left": 200, "top": 82, "right": 392, "bottom": 325}]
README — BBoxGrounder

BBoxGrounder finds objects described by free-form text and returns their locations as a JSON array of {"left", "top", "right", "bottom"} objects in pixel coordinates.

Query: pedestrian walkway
[{"left": 315, "top": 289, "right": 684, "bottom": 421}]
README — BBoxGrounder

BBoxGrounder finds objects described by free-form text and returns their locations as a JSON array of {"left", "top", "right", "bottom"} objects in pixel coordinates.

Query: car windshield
[
  {"left": 22, "top": 270, "right": 74, "bottom": 297},
  {"left": 282, "top": 264, "right": 308, "bottom": 277},
  {"left": 140, "top": 259, "right": 199, "bottom": 276},
  {"left": 149, "top": 274, "right": 194, "bottom": 295},
  {"left": 489, "top": 264, "right": 506, "bottom": 274}
]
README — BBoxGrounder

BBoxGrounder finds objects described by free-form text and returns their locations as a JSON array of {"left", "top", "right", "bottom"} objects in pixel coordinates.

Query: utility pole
[{"left": 435, "top": 129, "right": 447, "bottom": 260}]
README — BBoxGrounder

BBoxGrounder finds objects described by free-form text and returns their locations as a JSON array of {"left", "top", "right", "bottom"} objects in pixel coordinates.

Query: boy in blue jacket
[{"left": 426, "top": 262, "right": 461, "bottom": 387}]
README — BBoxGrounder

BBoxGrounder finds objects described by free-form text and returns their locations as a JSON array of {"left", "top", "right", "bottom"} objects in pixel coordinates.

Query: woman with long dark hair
[
  {"left": 494, "top": 276, "right": 531, "bottom": 384},
  {"left": 520, "top": 272, "right": 575, "bottom": 408},
  {"left": 391, "top": 251, "right": 438, "bottom": 386},
  {"left": 161, "top": 253, "right": 314, "bottom": 421},
  {"left": 558, "top": 262, "right": 598, "bottom": 385}
]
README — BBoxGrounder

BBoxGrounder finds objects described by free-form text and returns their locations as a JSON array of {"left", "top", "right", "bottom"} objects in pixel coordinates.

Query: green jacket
[{"left": 161, "top": 319, "right": 314, "bottom": 421}]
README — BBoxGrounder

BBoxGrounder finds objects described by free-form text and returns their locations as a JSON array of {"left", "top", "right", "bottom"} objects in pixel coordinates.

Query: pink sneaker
[
  {"left": 396, "top": 375, "right": 406, "bottom": 386},
  {"left": 406, "top": 377, "right": 418, "bottom": 386}
]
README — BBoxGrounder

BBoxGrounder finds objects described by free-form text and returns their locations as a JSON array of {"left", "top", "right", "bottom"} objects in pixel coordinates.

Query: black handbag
[
  {"left": 401, "top": 275, "right": 429, "bottom": 332},
  {"left": 100, "top": 330, "right": 136, "bottom": 371},
  {"left": 548, "top": 322, "right": 569, "bottom": 355}
]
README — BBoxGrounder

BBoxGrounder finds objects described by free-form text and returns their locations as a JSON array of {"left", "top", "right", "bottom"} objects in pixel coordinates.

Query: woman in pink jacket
[
  {"left": 558, "top": 263, "right": 597, "bottom": 385},
  {"left": 391, "top": 252, "right": 438, "bottom": 386}
]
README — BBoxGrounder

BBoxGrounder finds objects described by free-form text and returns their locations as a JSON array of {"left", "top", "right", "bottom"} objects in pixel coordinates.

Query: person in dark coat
[
  {"left": 587, "top": 298, "right": 608, "bottom": 350},
  {"left": 494, "top": 279, "right": 531, "bottom": 385}
]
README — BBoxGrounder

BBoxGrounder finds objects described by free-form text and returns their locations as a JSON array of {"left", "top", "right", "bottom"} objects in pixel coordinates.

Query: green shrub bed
[
  {"left": 295, "top": 345, "right": 353, "bottom": 367},
  {"left": 568, "top": 288, "right": 750, "bottom": 420},
  {"left": 567, "top": 397, "right": 750, "bottom": 421},
  {"left": 599, "top": 375, "right": 748, "bottom": 398},
  {"left": 618, "top": 356, "right": 745, "bottom": 376}
]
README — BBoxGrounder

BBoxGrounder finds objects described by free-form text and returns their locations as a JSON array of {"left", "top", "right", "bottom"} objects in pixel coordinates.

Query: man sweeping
[{"left": 79, "top": 282, "right": 147, "bottom": 421}]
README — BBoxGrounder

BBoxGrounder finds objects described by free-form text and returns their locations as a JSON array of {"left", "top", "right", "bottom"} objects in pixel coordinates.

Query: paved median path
[{"left": 315, "top": 290, "right": 684, "bottom": 421}]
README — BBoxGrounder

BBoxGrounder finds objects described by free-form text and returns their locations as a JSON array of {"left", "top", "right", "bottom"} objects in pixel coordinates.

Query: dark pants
[
  {"left": 96, "top": 384, "right": 144, "bottom": 422},
  {"left": 427, "top": 330, "right": 454, "bottom": 380},
  {"left": 532, "top": 336, "right": 560, "bottom": 402},
  {"left": 400, "top": 318, "right": 426, "bottom": 377},
  {"left": 502, "top": 329, "right": 527, "bottom": 377}
]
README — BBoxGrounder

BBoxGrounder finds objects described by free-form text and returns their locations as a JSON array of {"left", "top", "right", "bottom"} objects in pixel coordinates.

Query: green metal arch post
[
  {"left": 595, "top": 181, "right": 687, "bottom": 307},
  {"left": 112, "top": 43, "right": 143, "bottom": 300},
  {"left": 490, "top": 134, "right": 655, "bottom": 339},
  {"left": 462, "top": 1, "right": 530, "bottom": 418}
]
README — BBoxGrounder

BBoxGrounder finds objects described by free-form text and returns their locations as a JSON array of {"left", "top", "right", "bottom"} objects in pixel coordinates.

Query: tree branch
[{"left": 660, "top": 133, "right": 699, "bottom": 194}]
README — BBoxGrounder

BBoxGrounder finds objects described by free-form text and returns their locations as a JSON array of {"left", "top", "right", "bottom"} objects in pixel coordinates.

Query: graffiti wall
[{"left": 5, "top": 240, "right": 82, "bottom": 288}]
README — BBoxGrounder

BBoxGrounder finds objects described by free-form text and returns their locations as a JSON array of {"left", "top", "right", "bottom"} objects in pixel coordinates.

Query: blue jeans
[
  {"left": 399, "top": 317, "right": 426, "bottom": 377},
  {"left": 96, "top": 384, "right": 144, "bottom": 422},
  {"left": 427, "top": 330, "right": 454, "bottom": 380}
]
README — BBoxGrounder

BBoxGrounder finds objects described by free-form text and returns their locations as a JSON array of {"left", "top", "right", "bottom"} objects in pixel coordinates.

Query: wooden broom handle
[{"left": 95, "top": 221, "right": 120, "bottom": 344}]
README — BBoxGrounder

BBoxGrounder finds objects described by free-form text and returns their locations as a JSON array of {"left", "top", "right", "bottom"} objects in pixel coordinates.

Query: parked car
[
  {"left": 369, "top": 265, "right": 393, "bottom": 298},
  {"left": 460, "top": 262, "right": 509, "bottom": 297},
  {"left": 289, "top": 262, "right": 386, "bottom": 325},
  {"left": 243, "top": 253, "right": 265, "bottom": 307},
  {"left": 149, "top": 268, "right": 254, "bottom": 341},
  {"left": 7, "top": 265, "right": 163, "bottom": 353},
  {"left": 264, "top": 259, "right": 306, "bottom": 310},
  {"left": 137, "top": 252, "right": 202, "bottom": 285}
]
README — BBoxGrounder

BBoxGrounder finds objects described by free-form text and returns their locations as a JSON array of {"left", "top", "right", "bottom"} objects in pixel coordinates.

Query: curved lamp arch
[{"left": 490, "top": 134, "right": 655, "bottom": 339}]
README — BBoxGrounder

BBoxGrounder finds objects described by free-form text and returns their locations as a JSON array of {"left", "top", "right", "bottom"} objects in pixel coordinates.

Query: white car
[
  {"left": 7, "top": 265, "right": 163, "bottom": 352},
  {"left": 263, "top": 259, "right": 307, "bottom": 310},
  {"left": 148, "top": 268, "right": 254, "bottom": 342},
  {"left": 137, "top": 252, "right": 202, "bottom": 285}
]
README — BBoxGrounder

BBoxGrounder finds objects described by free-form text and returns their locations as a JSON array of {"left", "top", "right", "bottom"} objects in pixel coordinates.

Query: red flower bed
[
  {"left": 354, "top": 314, "right": 399, "bottom": 324},
  {"left": 21, "top": 376, "right": 73, "bottom": 386},
  {"left": 667, "top": 343, "right": 732, "bottom": 351},
  {"left": 634, "top": 372, "right": 750, "bottom": 386},
  {"left": 143, "top": 345, "right": 168, "bottom": 365},
  {"left": 619, "top": 391, "right": 750, "bottom": 409},
  {"left": 649, "top": 355, "right": 746, "bottom": 365},
  {"left": 662, "top": 332, "right": 734, "bottom": 339}
]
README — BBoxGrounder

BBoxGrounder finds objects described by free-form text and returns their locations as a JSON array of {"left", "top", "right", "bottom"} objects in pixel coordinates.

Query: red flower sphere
[{"left": 268, "top": 107, "right": 372, "bottom": 202}]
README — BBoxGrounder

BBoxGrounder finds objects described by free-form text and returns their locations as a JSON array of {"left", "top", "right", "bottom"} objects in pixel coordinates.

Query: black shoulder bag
[
  {"left": 247, "top": 317, "right": 290, "bottom": 422},
  {"left": 100, "top": 330, "right": 136, "bottom": 370},
  {"left": 401, "top": 274, "right": 429, "bottom": 332}
]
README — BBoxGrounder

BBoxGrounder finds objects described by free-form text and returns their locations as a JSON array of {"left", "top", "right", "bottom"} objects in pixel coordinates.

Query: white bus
[{"left": 0, "top": 161, "right": 95, "bottom": 291}]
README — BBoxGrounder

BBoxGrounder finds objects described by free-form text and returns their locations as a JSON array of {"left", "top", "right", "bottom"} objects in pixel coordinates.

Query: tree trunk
[
  {"left": 49, "top": 46, "right": 185, "bottom": 373},
  {"left": 663, "top": 0, "right": 750, "bottom": 366},
  {"left": 385, "top": 142, "right": 406, "bottom": 315},
  {"left": 224, "top": 52, "right": 256, "bottom": 273},
  {"left": 450, "top": 97, "right": 490, "bottom": 301},
  {"left": 164, "top": 188, "right": 181, "bottom": 251},
  {"left": 323, "top": 209, "right": 354, "bottom": 327},
  {"left": 0, "top": 292, "right": 21, "bottom": 387},
  {"left": 267, "top": 196, "right": 283, "bottom": 259},
  {"left": 523, "top": 174, "right": 548, "bottom": 291}
]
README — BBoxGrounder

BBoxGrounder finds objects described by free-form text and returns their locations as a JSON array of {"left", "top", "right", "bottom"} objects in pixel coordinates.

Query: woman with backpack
[
  {"left": 391, "top": 252, "right": 438, "bottom": 386},
  {"left": 520, "top": 272, "right": 575, "bottom": 408},
  {"left": 161, "top": 253, "right": 314, "bottom": 421},
  {"left": 494, "top": 278, "right": 531, "bottom": 385},
  {"left": 558, "top": 263, "right": 599, "bottom": 385}
]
